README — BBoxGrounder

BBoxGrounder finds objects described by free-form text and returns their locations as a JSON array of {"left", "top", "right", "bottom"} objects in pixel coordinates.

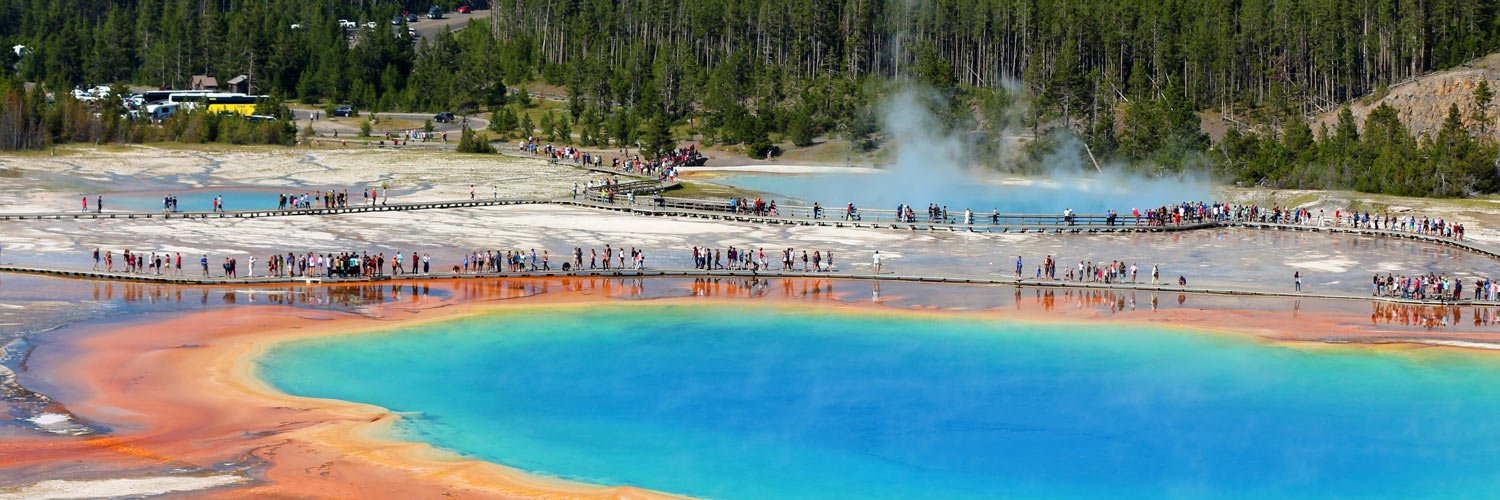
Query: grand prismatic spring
[
  {"left": 261, "top": 303, "right": 1500, "bottom": 500},
  {"left": 7, "top": 111, "right": 1500, "bottom": 499}
]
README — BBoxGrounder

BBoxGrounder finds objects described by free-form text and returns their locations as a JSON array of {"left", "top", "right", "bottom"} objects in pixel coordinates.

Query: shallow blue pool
[{"left": 89, "top": 188, "right": 298, "bottom": 212}]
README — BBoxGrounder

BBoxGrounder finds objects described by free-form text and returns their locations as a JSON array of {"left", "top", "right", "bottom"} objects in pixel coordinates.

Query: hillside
[{"left": 1312, "top": 52, "right": 1500, "bottom": 138}]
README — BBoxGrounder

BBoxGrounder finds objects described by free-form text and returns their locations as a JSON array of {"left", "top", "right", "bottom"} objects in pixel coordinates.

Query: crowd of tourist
[
  {"left": 278, "top": 188, "right": 389, "bottom": 210},
  {"left": 92, "top": 248, "right": 182, "bottom": 275},
  {"left": 1137, "top": 201, "right": 1467, "bottom": 240},
  {"left": 690, "top": 246, "right": 836, "bottom": 273},
  {"left": 260, "top": 251, "right": 432, "bottom": 278},
  {"left": 730, "top": 198, "right": 779, "bottom": 216},
  {"left": 1369, "top": 273, "right": 1487, "bottom": 302},
  {"left": 75, "top": 242, "right": 1500, "bottom": 306},
  {"left": 522, "top": 139, "right": 695, "bottom": 182}
]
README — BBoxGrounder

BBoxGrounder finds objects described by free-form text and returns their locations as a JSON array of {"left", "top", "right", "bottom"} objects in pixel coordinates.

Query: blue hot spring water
[
  {"left": 258, "top": 304, "right": 1500, "bottom": 499},
  {"left": 711, "top": 171, "right": 1207, "bottom": 214}
]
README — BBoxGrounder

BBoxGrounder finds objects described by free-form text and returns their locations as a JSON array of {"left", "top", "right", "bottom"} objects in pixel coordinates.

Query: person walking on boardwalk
[
  {"left": 201, "top": 255, "right": 209, "bottom": 277},
  {"left": 249, "top": 255, "right": 256, "bottom": 277},
  {"left": 82, "top": 196, "right": 87, "bottom": 213},
  {"left": 1015, "top": 256, "right": 1023, "bottom": 279},
  {"left": 470, "top": 185, "right": 475, "bottom": 199},
  {"left": 96, "top": 196, "right": 101, "bottom": 213},
  {"left": 1151, "top": 264, "right": 1160, "bottom": 284},
  {"left": 1295, "top": 271, "right": 1302, "bottom": 292},
  {"left": 873, "top": 251, "right": 882, "bottom": 274},
  {"left": 92, "top": 248, "right": 100, "bottom": 270}
]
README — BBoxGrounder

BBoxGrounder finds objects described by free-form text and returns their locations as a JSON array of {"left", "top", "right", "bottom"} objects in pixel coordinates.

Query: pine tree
[
  {"left": 787, "top": 106, "right": 815, "bottom": 147},
  {"left": 639, "top": 112, "right": 674, "bottom": 159},
  {"left": 518, "top": 112, "right": 534, "bottom": 137}
]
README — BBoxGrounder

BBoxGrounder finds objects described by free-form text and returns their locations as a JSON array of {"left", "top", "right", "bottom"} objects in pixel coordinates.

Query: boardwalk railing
[
  {"left": 4, "top": 263, "right": 1497, "bottom": 307},
  {"left": 584, "top": 190, "right": 1152, "bottom": 228}
]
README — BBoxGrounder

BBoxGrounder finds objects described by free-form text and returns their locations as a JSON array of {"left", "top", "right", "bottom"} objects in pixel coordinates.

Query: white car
[
  {"left": 338, "top": 19, "right": 356, "bottom": 29},
  {"left": 290, "top": 23, "right": 302, "bottom": 30},
  {"left": 364, "top": 21, "right": 377, "bottom": 29}
]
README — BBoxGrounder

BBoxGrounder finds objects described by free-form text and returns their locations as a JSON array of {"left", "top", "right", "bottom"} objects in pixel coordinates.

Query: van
[{"left": 427, "top": 6, "right": 443, "bottom": 19}]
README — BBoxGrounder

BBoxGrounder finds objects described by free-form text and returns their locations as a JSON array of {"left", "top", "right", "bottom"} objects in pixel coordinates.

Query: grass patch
[
  {"left": 368, "top": 118, "right": 424, "bottom": 131},
  {"left": 666, "top": 179, "right": 762, "bottom": 200}
]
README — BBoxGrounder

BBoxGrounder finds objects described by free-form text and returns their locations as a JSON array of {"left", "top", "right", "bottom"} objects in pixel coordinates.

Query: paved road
[
  {"left": 407, "top": 9, "right": 494, "bottom": 45},
  {"left": 289, "top": 110, "right": 488, "bottom": 138}
]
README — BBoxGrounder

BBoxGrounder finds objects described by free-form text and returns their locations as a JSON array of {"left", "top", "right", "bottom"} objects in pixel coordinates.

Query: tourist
[
  {"left": 873, "top": 251, "right": 882, "bottom": 274},
  {"left": 1294, "top": 271, "right": 1302, "bottom": 292}
]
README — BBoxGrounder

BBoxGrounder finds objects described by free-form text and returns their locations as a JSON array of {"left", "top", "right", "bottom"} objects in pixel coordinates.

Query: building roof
[
  {"left": 227, "top": 75, "right": 248, "bottom": 85},
  {"left": 191, "top": 75, "right": 218, "bottom": 87}
]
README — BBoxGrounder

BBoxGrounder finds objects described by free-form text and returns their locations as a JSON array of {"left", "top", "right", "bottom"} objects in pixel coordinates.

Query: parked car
[
  {"left": 406, "top": 13, "right": 419, "bottom": 22},
  {"left": 364, "top": 21, "right": 377, "bottom": 29},
  {"left": 332, "top": 106, "right": 354, "bottom": 117},
  {"left": 427, "top": 6, "right": 443, "bottom": 19},
  {"left": 151, "top": 105, "right": 178, "bottom": 122},
  {"left": 433, "top": 112, "right": 455, "bottom": 123},
  {"left": 337, "top": 19, "right": 356, "bottom": 29},
  {"left": 457, "top": 5, "right": 472, "bottom": 13},
  {"left": 391, "top": 16, "right": 402, "bottom": 25}
]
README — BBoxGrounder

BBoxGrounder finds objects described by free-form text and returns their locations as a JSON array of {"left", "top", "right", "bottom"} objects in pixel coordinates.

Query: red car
[{"left": 457, "top": 5, "right": 472, "bottom": 13}]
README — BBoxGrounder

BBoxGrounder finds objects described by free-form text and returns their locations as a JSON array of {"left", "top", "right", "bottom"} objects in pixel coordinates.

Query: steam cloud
[{"left": 735, "top": 88, "right": 1215, "bottom": 214}]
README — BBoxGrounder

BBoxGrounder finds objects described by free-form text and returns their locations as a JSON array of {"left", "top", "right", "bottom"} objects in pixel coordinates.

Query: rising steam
[{"left": 752, "top": 87, "right": 1214, "bottom": 214}]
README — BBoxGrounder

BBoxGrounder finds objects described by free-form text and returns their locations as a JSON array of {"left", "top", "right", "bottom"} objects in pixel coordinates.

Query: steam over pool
[{"left": 706, "top": 90, "right": 1214, "bottom": 214}]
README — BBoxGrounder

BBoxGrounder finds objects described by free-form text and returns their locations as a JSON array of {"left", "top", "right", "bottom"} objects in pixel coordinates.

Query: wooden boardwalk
[
  {"left": 0, "top": 198, "right": 544, "bottom": 221},
  {"left": 2, "top": 195, "right": 1495, "bottom": 258},
  {"left": 1, "top": 263, "right": 1493, "bottom": 307}
]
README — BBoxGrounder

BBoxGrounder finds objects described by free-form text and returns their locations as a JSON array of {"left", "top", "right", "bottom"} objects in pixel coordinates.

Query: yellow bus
[{"left": 176, "top": 93, "right": 264, "bottom": 115}]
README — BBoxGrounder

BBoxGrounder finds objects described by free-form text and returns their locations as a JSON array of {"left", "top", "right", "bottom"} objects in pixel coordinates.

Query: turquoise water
[
  {"left": 258, "top": 305, "right": 1500, "bottom": 499},
  {"left": 94, "top": 188, "right": 285, "bottom": 211}
]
